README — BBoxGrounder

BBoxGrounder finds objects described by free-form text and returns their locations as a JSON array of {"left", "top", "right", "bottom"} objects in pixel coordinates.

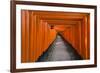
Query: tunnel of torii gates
[{"left": 21, "top": 10, "right": 90, "bottom": 63}]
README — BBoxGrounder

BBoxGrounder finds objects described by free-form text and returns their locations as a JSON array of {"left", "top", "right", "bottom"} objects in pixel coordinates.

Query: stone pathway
[{"left": 37, "top": 34, "right": 83, "bottom": 62}]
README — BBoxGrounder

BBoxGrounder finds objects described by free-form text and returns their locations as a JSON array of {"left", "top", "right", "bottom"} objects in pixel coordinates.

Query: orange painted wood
[
  {"left": 34, "top": 11, "right": 88, "bottom": 20},
  {"left": 29, "top": 11, "right": 34, "bottom": 62},
  {"left": 21, "top": 10, "right": 90, "bottom": 62},
  {"left": 21, "top": 10, "right": 26, "bottom": 62},
  {"left": 21, "top": 10, "right": 30, "bottom": 62}
]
